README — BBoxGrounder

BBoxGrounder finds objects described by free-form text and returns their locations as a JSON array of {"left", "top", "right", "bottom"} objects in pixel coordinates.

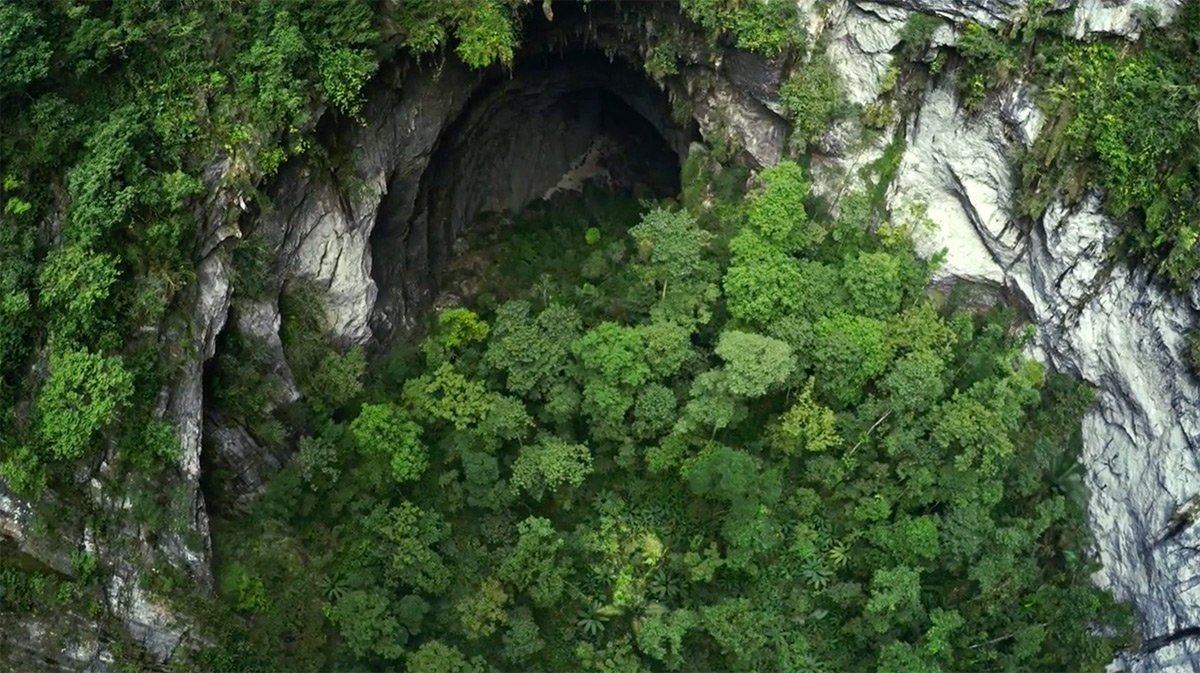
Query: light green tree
[
  {"left": 350, "top": 403, "right": 428, "bottom": 483},
  {"left": 407, "top": 640, "right": 484, "bottom": 673},
  {"left": 456, "top": 577, "right": 509, "bottom": 639},
  {"left": 842, "top": 251, "right": 904, "bottom": 319},
  {"left": 499, "top": 517, "right": 569, "bottom": 607},
  {"left": 771, "top": 380, "right": 840, "bottom": 454},
  {"left": 510, "top": 435, "right": 593, "bottom": 501},
  {"left": 747, "top": 161, "right": 823, "bottom": 253},
  {"left": 324, "top": 590, "right": 406, "bottom": 660},
  {"left": 485, "top": 301, "right": 581, "bottom": 398},
  {"left": 810, "top": 313, "right": 892, "bottom": 406},
  {"left": 37, "top": 348, "right": 133, "bottom": 461}
]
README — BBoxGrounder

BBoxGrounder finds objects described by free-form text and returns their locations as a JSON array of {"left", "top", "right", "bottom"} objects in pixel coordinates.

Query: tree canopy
[{"left": 193, "top": 160, "right": 1132, "bottom": 672}]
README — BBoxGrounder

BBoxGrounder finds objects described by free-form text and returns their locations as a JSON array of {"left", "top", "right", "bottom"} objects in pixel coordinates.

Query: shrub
[
  {"left": 37, "top": 348, "right": 134, "bottom": 461},
  {"left": 37, "top": 245, "right": 120, "bottom": 344},
  {"left": 779, "top": 55, "right": 843, "bottom": 144},
  {"left": 351, "top": 403, "right": 428, "bottom": 483},
  {"left": 956, "top": 23, "right": 1020, "bottom": 111},
  {"left": 455, "top": 1, "right": 518, "bottom": 69},
  {"left": 1188, "top": 327, "right": 1200, "bottom": 374},
  {"left": 0, "top": 446, "right": 47, "bottom": 496},
  {"left": 681, "top": 0, "right": 804, "bottom": 56},
  {"left": 897, "top": 14, "right": 941, "bottom": 60},
  {"left": 318, "top": 46, "right": 377, "bottom": 117}
]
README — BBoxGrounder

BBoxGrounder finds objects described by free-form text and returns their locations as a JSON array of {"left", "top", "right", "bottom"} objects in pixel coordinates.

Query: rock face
[
  {"left": 1020, "top": 201, "right": 1200, "bottom": 673},
  {"left": 5, "top": 1, "right": 1199, "bottom": 671},
  {"left": 184, "top": 0, "right": 787, "bottom": 544},
  {"left": 815, "top": 18, "right": 1199, "bottom": 673},
  {"left": 245, "top": 3, "right": 787, "bottom": 349},
  {"left": 889, "top": 80, "right": 1024, "bottom": 285},
  {"left": 1072, "top": 0, "right": 1184, "bottom": 38},
  {"left": 371, "top": 51, "right": 688, "bottom": 340},
  {"left": 803, "top": 1, "right": 1200, "bottom": 670}
]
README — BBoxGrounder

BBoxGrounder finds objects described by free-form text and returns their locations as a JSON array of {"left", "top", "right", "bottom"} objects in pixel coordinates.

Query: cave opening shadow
[{"left": 371, "top": 50, "right": 697, "bottom": 337}]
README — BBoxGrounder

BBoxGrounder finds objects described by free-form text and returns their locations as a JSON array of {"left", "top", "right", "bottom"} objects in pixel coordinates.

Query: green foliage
[
  {"left": 210, "top": 331, "right": 286, "bottom": 447},
  {"left": 635, "top": 608, "right": 696, "bottom": 669},
  {"left": 842, "top": 251, "right": 903, "bottom": 318},
  {"left": 715, "top": 330, "right": 794, "bottom": 397},
  {"left": 629, "top": 207, "right": 719, "bottom": 326},
  {"left": 305, "top": 347, "right": 366, "bottom": 418},
  {"left": 37, "top": 246, "right": 120, "bottom": 345},
  {"left": 485, "top": 301, "right": 581, "bottom": 398},
  {"left": 724, "top": 160, "right": 837, "bottom": 330},
  {"left": 0, "top": 0, "right": 532, "bottom": 540},
  {"left": 374, "top": 500, "right": 451, "bottom": 594},
  {"left": 424, "top": 307, "right": 490, "bottom": 365},
  {"left": 297, "top": 432, "right": 340, "bottom": 488},
  {"left": 325, "top": 589, "right": 407, "bottom": 660},
  {"left": 574, "top": 323, "right": 652, "bottom": 388},
  {"left": 747, "top": 161, "right": 823, "bottom": 253},
  {"left": 230, "top": 236, "right": 274, "bottom": 300},
  {"left": 407, "top": 641, "right": 484, "bottom": 673},
  {"left": 403, "top": 362, "right": 493, "bottom": 430},
  {"left": 956, "top": 23, "right": 1020, "bottom": 111},
  {"left": 897, "top": 14, "right": 941, "bottom": 60},
  {"left": 502, "top": 607, "right": 545, "bottom": 663},
  {"left": 811, "top": 313, "right": 892, "bottom": 406},
  {"left": 351, "top": 403, "right": 428, "bottom": 483},
  {"left": 37, "top": 348, "right": 134, "bottom": 461},
  {"left": 0, "top": 0, "right": 1153, "bottom": 664},
  {"left": 644, "top": 35, "right": 680, "bottom": 81},
  {"left": 633, "top": 384, "right": 678, "bottom": 439},
  {"left": 681, "top": 0, "right": 804, "bottom": 56},
  {"left": 0, "top": 2, "right": 50, "bottom": 93},
  {"left": 771, "top": 380, "right": 840, "bottom": 454},
  {"left": 221, "top": 563, "right": 271, "bottom": 615},
  {"left": 865, "top": 565, "right": 922, "bottom": 626},
  {"left": 280, "top": 283, "right": 365, "bottom": 419},
  {"left": 456, "top": 577, "right": 509, "bottom": 639},
  {"left": 0, "top": 445, "right": 46, "bottom": 497},
  {"left": 511, "top": 435, "right": 593, "bottom": 501},
  {"left": 318, "top": 46, "right": 377, "bottom": 117},
  {"left": 180, "top": 155, "right": 1128, "bottom": 671},
  {"left": 630, "top": 208, "right": 713, "bottom": 285},
  {"left": 779, "top": 54, "right": 844, "bottom": 144},
  {"left": 455, "top": 0, "right": 519, "bottom": 69},
  {"left": 725, "top": 231, "right": 805, "bottom": 327},
  {"left": 883, "top": 350, "right": 947, "bottom": 413},
  {"left": 1189, "top": 327, "right": 1200, "bottom": 374},
  {"left": 127, "top": 419, "right": 181, "bottom": 469},
  {"left": 1019, "top": 7, "right": 1200, "bottom": 285},
  {"left": 499, "top": 516, "right": 568, "bottom": 607}
]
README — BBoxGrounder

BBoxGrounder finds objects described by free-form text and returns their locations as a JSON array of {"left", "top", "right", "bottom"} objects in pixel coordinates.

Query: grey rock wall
[
  {"left": 6, "top": 1, "right": 1197, "bottom": 670},
  {"left": 807, "top": 2, "right": 1200, "bottom": 670}
]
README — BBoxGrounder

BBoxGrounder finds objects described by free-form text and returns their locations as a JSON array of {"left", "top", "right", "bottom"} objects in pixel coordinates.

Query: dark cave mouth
[
  {"left": 368, "top": 18, "right": 698, "bottom": 338},
  {"left": 402, "top": 49, "right": 691, "bottom": 247}
]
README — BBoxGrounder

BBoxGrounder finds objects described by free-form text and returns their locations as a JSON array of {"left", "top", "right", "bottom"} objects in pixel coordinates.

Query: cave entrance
[{"left": 370, "top": 21, "right": 697, "bottom": 338}]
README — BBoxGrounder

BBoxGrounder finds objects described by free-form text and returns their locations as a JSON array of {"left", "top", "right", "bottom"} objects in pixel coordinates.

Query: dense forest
[
  {"left": 191, "top": 159, "right": 1135, "bottom": 671},
  {"left": 3, "top": 0, "right": 1200, "bottom": 671}
]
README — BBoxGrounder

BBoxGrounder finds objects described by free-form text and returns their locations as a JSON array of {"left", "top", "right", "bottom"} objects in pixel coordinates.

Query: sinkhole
[{"left": 204, "top": 2, "right": 704, "bottom": 508}]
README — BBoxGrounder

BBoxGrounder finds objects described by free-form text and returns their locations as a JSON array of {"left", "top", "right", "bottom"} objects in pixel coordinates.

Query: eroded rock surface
[
  {"left": 1072, "top": 0, "right": 1184, "bottom": 37},
  {"left": 856, "top": 56, "right": 1200, "bottom": 673},
  {"left": 6, "top": 2, "right": 1200, "bottom": 671}
]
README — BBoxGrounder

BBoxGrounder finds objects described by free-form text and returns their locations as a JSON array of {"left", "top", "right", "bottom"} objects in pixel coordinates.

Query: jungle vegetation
[
  {"left": 7, "top": 0, "right": 1198, "bottom": 670},
  {"left": 189, "top": 159, "right": 1133, "bottom": 671}
]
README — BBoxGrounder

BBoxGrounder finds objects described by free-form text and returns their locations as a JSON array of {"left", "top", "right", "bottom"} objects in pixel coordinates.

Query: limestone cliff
[{"left": 3, "top": 1, "right": 1198, "bottom": 671}]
